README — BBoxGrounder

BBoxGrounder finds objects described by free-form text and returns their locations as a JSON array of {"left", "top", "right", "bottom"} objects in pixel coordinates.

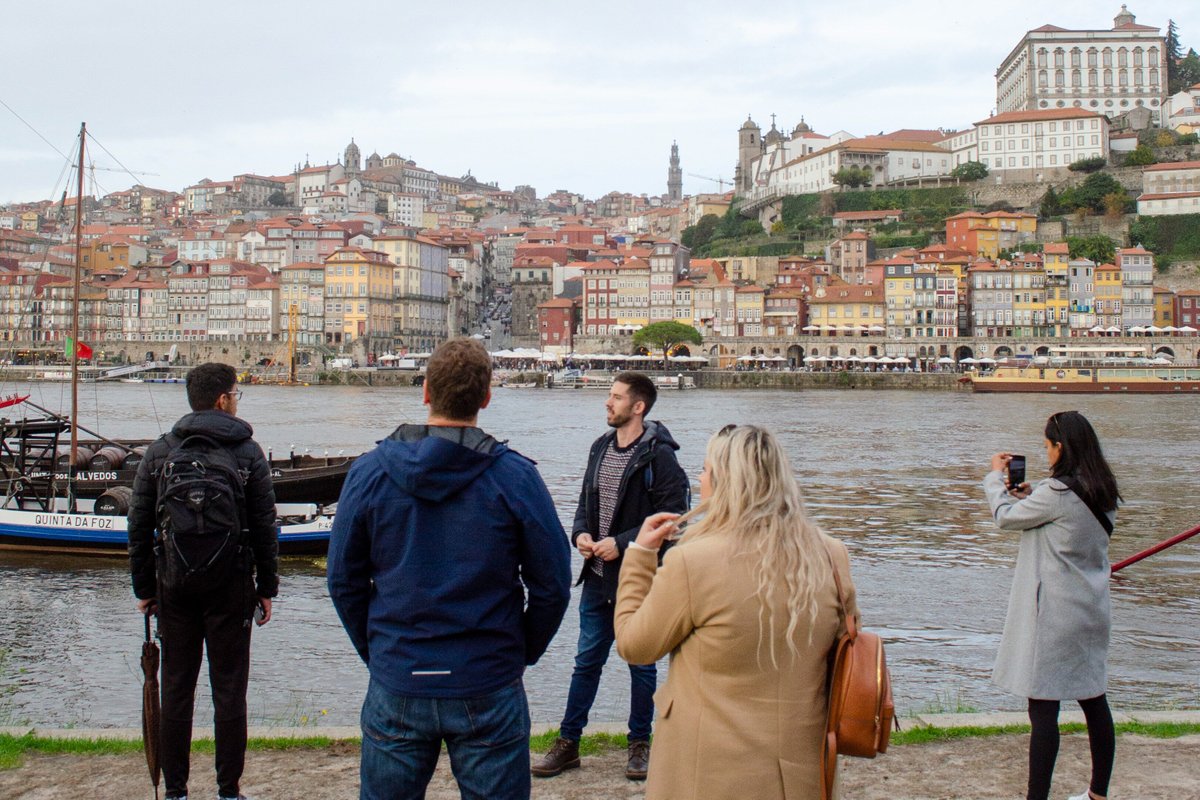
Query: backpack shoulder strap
[{"left": 822, "top": 539, "right": 857, "bottom": 640}]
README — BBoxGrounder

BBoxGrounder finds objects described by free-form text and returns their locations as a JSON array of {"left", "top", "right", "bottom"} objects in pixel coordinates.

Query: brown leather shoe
[
  {"left": 531, "top": 737, "right": 580, "bottom": 777},
  {"left": 625, "top": 739, "right": 650, "bottom": 780}
]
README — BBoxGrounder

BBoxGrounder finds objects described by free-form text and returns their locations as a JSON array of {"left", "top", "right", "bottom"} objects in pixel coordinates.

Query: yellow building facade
[{"left": 323, "top": 247, "right": 394, "bottom": 354}]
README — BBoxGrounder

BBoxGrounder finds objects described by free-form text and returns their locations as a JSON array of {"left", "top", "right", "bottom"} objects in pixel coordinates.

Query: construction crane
[{"left": 688, "top": 172, "right": 732, "bottom": 191}]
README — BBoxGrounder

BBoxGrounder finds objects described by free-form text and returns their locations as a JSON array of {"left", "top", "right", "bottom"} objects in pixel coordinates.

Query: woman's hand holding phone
[{"left": 635, "top": 512, "right": 681, "bottom": 551}]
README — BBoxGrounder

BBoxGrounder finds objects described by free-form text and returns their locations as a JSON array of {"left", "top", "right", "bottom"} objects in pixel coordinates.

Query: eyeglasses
[
  {"left": 717, "top": 423, "right": 738, "bottom": 436},
  {"left": 227, "top": 389, "right": 243, "bottom": 401}
]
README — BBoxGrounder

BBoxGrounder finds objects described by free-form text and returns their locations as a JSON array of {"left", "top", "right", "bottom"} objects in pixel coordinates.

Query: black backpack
[{"left": 155, "top": 434, "right": 248, "bottom": 592}]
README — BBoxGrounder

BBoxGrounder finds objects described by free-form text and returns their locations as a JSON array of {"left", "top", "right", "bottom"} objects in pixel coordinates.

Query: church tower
[
  {"left": 737, "top": 116, "right": 762, "bottom": 193},
  {"left": 667, "top": 141, "right": 682, "bottom": 203},
  {"left": 1113, "top": 4, "right": 1135, "bottom": 28},
  {"left": 344, "top": 138, "right": 361, "bottom": 178}
]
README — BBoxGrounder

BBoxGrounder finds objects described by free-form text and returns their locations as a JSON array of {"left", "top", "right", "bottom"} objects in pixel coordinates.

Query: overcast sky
[{"left": 2, "top": 1, "right": 1197, "bottom": 205}]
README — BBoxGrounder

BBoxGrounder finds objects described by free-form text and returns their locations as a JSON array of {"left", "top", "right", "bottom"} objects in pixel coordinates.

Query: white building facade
[{"left": 995, "top": 7, "right": 1167, "bottom": 125}]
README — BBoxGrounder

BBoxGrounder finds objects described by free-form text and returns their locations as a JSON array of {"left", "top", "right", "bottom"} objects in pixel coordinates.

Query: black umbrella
[{"left": 141, "top": 613, "right": 161, "bottom": 800}]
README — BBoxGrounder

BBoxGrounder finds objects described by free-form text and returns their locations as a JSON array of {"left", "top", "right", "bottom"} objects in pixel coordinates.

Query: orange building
[{"left": 944, "top": 211, "right": 1038, "bottom": 258}]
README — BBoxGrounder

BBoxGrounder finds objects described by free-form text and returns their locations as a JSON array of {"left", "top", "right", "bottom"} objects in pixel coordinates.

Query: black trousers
[
  {"left": 158, "top": 576, "right": 255, "bottom": 799},
  {"left": 1027, "top": 694, "right": 1115, "bottom": 800}
]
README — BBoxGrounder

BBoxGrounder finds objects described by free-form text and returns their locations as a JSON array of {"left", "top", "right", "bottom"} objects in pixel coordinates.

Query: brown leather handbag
[{"left": 821, "top": 546, "right": 895, "bottom": 800}]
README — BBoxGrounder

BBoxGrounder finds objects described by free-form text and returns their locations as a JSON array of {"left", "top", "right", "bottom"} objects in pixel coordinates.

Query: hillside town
[{"left": 3, "top": 6, "right": 1200, "bottom": 370}]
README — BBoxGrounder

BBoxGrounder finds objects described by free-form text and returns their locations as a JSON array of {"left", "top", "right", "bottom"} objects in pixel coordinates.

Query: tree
[
  {"left": 1102, "top": 192, "right": 1128, "bottom": 222},
  {"left": 1178, "top": 48, "right": 1200, "bottom": 91},
  {"left": 681, "top": 213, "right": 720, "bottom": 250},
  {"left": 1167, "top": 19, "right": 1183, "bottom": 93},
  {"left": 632, "top": 321, "right": 703, "bottom": 364},
  {"left": 831, "top": 166, "right": 872, "bottom": 188},
  {"left": 1065, "top": 172, "right": 1124, "bottom": 214},
  {"left": 1066, "top": 235, "right": 1116, "bottom": 264},
  {"left": 267, "top": 190, "right": 291, "bottom": 206},
  {"left": 741, "top": 220, "right": 765, "bottom": 237},
  {"left": 1039, "top": 186, "right": 1063, "bottom": 218},
  {"left": 950, "top": 161, "right": 989, "bottom": 181},
  {"left": 1124, "top": 145, "right": 1157, "bottom": 167}
]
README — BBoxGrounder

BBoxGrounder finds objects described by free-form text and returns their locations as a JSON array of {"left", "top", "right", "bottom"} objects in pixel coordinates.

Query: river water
[{"left": 1, "top": 382, "right": 1197, "bottom": 729}]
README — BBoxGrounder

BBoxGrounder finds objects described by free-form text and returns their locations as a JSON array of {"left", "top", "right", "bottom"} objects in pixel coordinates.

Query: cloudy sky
[{"left": 2, "top": 1, "right": 1197, "bottom": 204}]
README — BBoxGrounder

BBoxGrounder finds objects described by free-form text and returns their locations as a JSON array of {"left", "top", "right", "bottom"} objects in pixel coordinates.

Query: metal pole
[{"left": 1111, "top": 524, "right": 1200, "bottom": 574}]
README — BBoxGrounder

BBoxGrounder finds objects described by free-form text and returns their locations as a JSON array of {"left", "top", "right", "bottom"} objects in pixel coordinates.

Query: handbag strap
[{"left": 822, "top": 540, "right": 857, "bottom": 641}]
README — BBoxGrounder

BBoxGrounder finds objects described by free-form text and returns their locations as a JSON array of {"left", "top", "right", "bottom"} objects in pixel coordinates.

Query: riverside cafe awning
[{"left": 563, "top": 353, "right": 708, "bottom": 368}]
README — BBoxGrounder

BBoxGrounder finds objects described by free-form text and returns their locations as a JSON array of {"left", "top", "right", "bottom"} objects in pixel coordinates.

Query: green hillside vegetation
[
  {"left": 1128, "top": 214, "right": 1200, "bottom": 270},
  {"left": 684, "top": 187, "right": 970, "bottom": 258}
]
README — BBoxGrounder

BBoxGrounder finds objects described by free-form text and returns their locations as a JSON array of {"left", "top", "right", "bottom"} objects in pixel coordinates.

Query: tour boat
[{"left": 967, "top": 346, "right": 1200, "bottom": 394}]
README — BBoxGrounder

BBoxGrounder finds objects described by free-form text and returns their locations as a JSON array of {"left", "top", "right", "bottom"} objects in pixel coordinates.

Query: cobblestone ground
[{"left": 1, "top": 732, "right": 1197, "bottom": 799}]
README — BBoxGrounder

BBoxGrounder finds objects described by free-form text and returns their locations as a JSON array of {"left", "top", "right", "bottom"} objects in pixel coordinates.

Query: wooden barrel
[
  {"left": 88, "top": 446, "right": 128, "bottom": 470},
  {"left": 54, "top": 445, "right": 95, "bottom": 467},
  {"left": 94, "top": 485, "right": 133, "bottom": 516},
  {"left": 122, "top": 446, "right": 148, "bottom": 470}
]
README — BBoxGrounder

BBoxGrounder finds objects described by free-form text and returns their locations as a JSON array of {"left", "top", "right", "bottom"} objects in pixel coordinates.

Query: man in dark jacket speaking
[
  {"left": 328, "top": 337, "right": 571, "bottom": 800},
  {"left": 533, "top": 371, "right": 688, "bottom": 782}
]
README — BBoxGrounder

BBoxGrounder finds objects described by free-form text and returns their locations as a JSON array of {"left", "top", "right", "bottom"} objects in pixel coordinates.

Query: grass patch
[
  {"left": 4, "top": 722, "right": 1197, "bottom": 770},
  {"left": 891, "top": 720, "right": 1200, "bottom": 747},
  {"left": 530, "top": 729, "right": 628, "bottom": 756}
]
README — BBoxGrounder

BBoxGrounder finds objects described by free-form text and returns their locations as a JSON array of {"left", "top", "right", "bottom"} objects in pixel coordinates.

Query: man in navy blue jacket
[{"left": 328, "top": 337, "right": 571, "bottom": 800}]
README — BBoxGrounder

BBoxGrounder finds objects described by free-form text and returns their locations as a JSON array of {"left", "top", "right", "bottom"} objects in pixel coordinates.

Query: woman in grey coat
[{"left": 985, "top": 411, "right": 1120, "bottom": 800}]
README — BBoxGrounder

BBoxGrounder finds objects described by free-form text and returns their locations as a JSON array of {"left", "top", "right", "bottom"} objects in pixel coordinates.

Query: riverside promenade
[{"left": 3, "top": 710, "right": 1198, "bottom": 799}]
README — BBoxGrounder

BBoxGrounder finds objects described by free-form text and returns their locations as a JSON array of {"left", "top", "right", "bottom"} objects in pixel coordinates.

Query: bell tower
[
  {"left": 344, "top": 138, "right": 361, "bottom": 178},
  {"left": 737, "top": 116, "right": 762, "bottom": 193},
  {"left": 667, "top": 141, "right": 682, "bottom": 203}
]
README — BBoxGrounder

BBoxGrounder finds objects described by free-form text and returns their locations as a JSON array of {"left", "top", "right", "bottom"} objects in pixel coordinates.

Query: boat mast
[
  {"left": 69, "top": 122, "right": 86, "bottom": 503},
  {"left": 288, "top": 302, "right": 298, "bottom": 384}
]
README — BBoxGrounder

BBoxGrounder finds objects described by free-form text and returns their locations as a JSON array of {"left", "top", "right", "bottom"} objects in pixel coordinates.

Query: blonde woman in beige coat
[{"left": 614, "top": 424, "right": 859, "bottom": 800}]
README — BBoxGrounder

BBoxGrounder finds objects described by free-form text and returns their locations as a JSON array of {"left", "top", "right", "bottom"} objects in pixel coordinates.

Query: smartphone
[
  {"left": 254, "top": 601, "right": 266, "bottom": 625},
  {"left": 1007, "top": 455, "right": 1026, "bottom": 488}
]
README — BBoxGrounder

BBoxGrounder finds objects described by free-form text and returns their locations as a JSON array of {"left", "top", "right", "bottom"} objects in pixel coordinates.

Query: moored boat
[{"left": 967, "top": 346, "right": 1200, "bottom": 394}]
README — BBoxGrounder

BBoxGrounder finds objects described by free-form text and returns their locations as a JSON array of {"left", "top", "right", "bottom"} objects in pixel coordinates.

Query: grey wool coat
[{"left": 984, "top": 470, "right": 1113, "bottom": 700}]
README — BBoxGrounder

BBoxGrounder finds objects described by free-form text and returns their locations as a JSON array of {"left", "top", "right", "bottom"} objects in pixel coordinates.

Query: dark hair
[
  {"left": 614, "top": 371, "right": 657, "bottom": 416},
  {"left": 1045, "top": 411, "right": 1121, "bottom": 512},
  {"left": 185, "top": 362, "right": 237, "bottom": 411},
  {"left": 426, "top": 338, "right": 492, "bottom": 421}
]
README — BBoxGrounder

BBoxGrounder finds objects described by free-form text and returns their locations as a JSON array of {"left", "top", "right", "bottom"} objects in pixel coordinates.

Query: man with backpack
[{"left": 128, "top": 362, "right": 279, "bottom": 800}]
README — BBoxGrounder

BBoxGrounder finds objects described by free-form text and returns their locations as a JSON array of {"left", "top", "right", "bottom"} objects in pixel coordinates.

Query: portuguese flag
[{"left": 65, "top": 336, "right": 93, "bottom": 360}]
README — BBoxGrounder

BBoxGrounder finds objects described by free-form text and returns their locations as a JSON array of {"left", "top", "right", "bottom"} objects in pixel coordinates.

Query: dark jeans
[
  {"left": 158, "top": 577, "right": 255, "bottom": 799},
  {"left": 360, "top": 677, "right": 531, "bottom": 800},
  {"left": 560, "top": 579, "right": 656, "bottom": 742}
]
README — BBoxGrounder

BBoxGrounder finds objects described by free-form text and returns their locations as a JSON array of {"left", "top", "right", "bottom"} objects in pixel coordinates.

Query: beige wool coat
[{"left": 615, "top": 532, "right": 859, "bottom": 800}]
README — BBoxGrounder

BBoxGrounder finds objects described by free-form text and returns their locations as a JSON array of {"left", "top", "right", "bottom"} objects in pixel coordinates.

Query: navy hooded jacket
[{"left": 327, "top": 424, "right": 572, "bottom": 698}]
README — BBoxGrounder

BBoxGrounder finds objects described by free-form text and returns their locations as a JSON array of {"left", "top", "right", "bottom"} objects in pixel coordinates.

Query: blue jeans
[
  {"left": 560, "top": 579, "right": 657, "bottom": 742},
  {"left": 359, "top": 677, "right": 531, "bottom": 800}
]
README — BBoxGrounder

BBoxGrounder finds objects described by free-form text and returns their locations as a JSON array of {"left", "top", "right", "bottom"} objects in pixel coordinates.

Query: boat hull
[
  {"left": 971, "top": 379, "right": 1200, "bottom": 393},
  {"left": 0, "top": 508, "right": 332, "bottom": 557}
]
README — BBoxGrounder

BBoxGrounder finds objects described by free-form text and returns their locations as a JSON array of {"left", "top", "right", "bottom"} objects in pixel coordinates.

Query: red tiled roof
[
  {"left": 1142, "top": 161, "right": 1200, "bottom": 172},
  {"left": 977, "top": 108, "right": 1104, "bottom": 125},
  {"left": 1137, "top": 191, "right": 1200, "bottom": 201}
]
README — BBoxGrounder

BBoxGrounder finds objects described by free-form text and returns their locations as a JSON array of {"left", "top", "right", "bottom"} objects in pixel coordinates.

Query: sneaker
[
  {"left": 218, "top": 795, "right": 249, "bottom": 800},
  {"left": 625, "top": 739, "right": 650, "bottom": 781},
  {"left": 531, "top": 737, "right": 580, "bottom": 777},
  {"left": 1067, "top": 793, "right": 1101, "bottom": 800}
]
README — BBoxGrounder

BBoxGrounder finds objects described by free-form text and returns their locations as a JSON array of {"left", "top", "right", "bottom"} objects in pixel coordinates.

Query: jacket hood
[
  {"left": 377, "top": 424, "right": 507, "bottom": 502},
  {"left": 171, "top": 409, "right": 255, "bottom": 445},
  {"left": 601, "top": 419, "right": 680, "bottom": 455}
]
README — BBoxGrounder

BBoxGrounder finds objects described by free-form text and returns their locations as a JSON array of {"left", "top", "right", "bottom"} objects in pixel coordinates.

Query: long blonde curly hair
[{"left": 676, "top": 424, "right": 830, "bottom": 666}]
